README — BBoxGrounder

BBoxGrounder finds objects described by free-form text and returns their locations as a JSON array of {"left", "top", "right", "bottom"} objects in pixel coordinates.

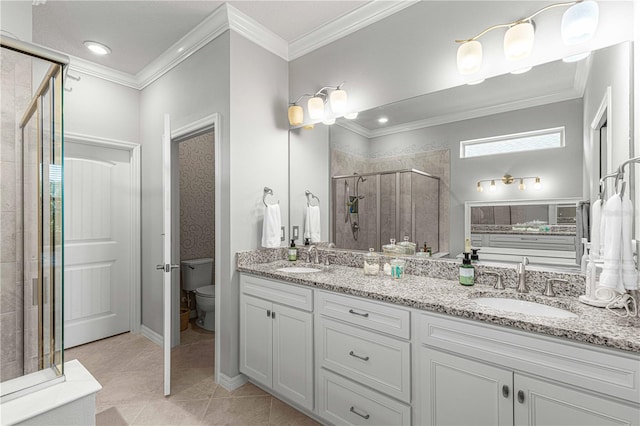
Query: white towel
[
  {"left": 589, "top": 199, "right": 602, "bottom": 259},
  {"left": 597, "top": 194, "right": 625, "bottom": 294},
  {"left": 261, "top": 204, "right": 282, "bottom": 248},
  {"left": 621, "top": 194, "right": 638, "bottom": 290},
  {"left": 304, "top": 205, "right": 321, "bottom": 243}
]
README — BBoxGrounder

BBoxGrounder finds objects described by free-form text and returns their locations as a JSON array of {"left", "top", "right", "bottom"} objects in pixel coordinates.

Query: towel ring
[
  {"left": 263, "top": 187, "right": 279, "bottom": 207},
  {"left": 305, "top": 190, "right": 320, "bottom": 207}
]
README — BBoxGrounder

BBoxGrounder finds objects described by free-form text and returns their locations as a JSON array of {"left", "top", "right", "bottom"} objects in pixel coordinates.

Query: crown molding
[
  {"left": 67, "top": 54, "right": 139, "bottom": 89},
  {"left": 336, "top": 119, "right": 372, "bottom": 138},
  {"left": 226, "top": 4, "right": 288, "bottom": 60},
  {"left": 136, "top": 4, "right": 230, "bottom": 89},
  {"left": 288, "top": 1, "right": 419, "bottom": 60}
]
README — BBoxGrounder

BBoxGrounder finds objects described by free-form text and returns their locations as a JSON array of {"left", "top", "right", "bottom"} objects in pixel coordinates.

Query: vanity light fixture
[
  {"left": 288, "top": 83, "right": 357, "bottom": 126},
  {"left": 456, "top": 1, "right": 599, "bottom": 76},
  {"left": 84, "top": 40, "right": 111, "bottom": 55},
  {"left": 477, "top": 174, "right": 542, "bottom": 193}
]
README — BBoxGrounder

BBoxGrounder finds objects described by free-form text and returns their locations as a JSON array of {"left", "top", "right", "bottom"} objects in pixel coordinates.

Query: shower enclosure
[
  {"left": 332, "top": 169, "right": 440, "bottom": 253},
  {"left": 1, "top": 37, "right": 66, "bottom": 400}
]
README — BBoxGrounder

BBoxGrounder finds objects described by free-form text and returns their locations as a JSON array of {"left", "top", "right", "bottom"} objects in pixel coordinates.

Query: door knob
[{"left": 156, "top": 264, "right": 180, "bottom": 272}]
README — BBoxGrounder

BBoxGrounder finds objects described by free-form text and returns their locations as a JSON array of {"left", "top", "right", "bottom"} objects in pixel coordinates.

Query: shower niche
[{"left": 332, "top": 169, "right": 440, "bottom": 253}]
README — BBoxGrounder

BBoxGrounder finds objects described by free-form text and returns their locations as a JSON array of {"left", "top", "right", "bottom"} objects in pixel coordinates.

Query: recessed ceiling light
[
  {"left": 378, "top": 117, "right": 389, "bottom": 124},
  {"left": 563, "top": 52, "right": 591, "bottom": 63},
  {"left": 84, "top": 41, "right": 111, "bottom": 56},
  {"left": 510, "top": 66, "right": 532, "bottom": 75}
]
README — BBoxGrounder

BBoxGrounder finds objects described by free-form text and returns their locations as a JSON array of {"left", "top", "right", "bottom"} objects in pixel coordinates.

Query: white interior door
[
  {"left": 159, "top": 113, "right": 176, "bottom": 396},
  {"left": 64, "top": 141, "right": 132, "bottom": 348}
]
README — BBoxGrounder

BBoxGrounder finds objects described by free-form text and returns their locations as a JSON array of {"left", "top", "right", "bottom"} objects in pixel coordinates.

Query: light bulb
[
  {"left": 562, "top": 0, "right": 599, "bottom": 45},
  {"left": 287, "top": 105, "right": 303, "bottom": 126},
  {"left": 489, "top": 180, "right": 497, "bottom": 192},
  {"left": 518, "top": 179, "right": 526, "bottom": 191},
  {"left": 476, "top": 182, "right": 484, "bottom": 193},
  {"left": 457, "top": 40, "right": 483, "bottom": 75},
  {"left": 504, "top": 22, "right": 534, "bottom": 61},
  {"left": 307, "top": 97, "right": 325, "bottom": 120},
  {"left": 534, "top": 177, "right": 542, "bottom": 190},
  {"left": 330, "top": 89, "right": 348, "bottom": 114}
]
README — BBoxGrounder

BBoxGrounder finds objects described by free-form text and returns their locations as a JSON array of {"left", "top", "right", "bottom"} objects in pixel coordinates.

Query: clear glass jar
[
  {"left": 391, "top": 258, "right": 406, "bottom": 279},
  {"left": 363, "top": 248, "right": 379, "bottom": 275}
]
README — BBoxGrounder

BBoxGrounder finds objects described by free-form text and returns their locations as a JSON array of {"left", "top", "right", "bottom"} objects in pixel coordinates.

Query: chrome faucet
[
  {"left": 516, "top": 257, "right": 529, "bottom": 293},
  {"left": 307, "top": 246, "right": 319, "bottom": 264}
]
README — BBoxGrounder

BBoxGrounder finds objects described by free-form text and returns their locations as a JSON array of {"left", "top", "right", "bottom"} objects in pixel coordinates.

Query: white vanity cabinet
[
  {"left": 239, "top": 274, "right": 314, "bottom": 411},
  {"left": 315, "top": 291, "right": 412, "bottom": 425},
  {"left": 417, "top": 312, "right": 640, "bottom": 426}
]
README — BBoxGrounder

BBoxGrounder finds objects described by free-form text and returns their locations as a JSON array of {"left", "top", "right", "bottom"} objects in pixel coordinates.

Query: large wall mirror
[{"left": 288, "top": 41, "right": 634, "bottom": 269}]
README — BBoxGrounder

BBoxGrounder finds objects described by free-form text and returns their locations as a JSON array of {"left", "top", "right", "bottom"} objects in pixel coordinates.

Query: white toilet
[{"left": 181, "top": 258, "right": 215, "bottom": 331}]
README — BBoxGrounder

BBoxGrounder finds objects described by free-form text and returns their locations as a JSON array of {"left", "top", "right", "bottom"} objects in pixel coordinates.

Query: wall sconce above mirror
[
  {"left": 477, "top": 174, "right": 542, "bottom": 193},
  {"left": 456, "top": 0, "right": 599, "bottom": 76},
  {"left": 288, "top": 83, "right": 358, "bottom": 126}
]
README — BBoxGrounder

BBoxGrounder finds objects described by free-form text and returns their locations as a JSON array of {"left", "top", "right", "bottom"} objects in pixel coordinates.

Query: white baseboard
[
  {"left": 218, "top": 373, "right": 248, "bottom": 391},
  {"left": 140, "top": 325, "right": 162, "bottom": 346}
]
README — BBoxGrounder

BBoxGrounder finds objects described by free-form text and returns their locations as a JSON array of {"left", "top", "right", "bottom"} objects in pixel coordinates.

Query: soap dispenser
[
  {"left": 288, "top": 239, "right": 297, "bottom": 261},
  {"left": 459, "top": 252, "right": 475, "bottom": 286}
]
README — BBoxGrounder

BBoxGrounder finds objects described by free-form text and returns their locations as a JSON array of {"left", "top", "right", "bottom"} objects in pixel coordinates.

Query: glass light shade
[
  {"left": 489, "top": 180, "right": 497, "bottom": 192},
  {"left": 511, "top": 66, "right": 532, "bottom": 75},
  {"left": 287, "top": 105, "right": 303, "bottom": 126},
  {"left": 504, "top": 22, "right": 534, "bottom": 61},
  {"left": 534, "top": 177, "right": 542, "bottom": 190},
  {"left": 457, "top": 41, "right": 483, "bottom": 75},
  {"left": 476, "top": 182, "right": 484, "bottom": 193},
  {"left": 330, "top": 89, "right": 348, "bottom": 114},
  {"left": 307, "top": 97, "right": 325, "bottom": 120},
  {"left": 322, "top": 115, "right": 336, "bottom": 125},
  {"left": 562, "top": 51, "right": 591, "bottom": 63},
  {"left": 518, "top": 179, "right": 526, "bottom": 191},
  {"left": 562, "top": 1, "right": 599, "bottom": 45},
  {"left": 344, "top": 111, "right": 358, "bottom": 120}
]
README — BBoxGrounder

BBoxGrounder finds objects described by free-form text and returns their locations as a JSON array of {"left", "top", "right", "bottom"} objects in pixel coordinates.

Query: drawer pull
[
  {"left": 348, "top": 309, "right": 369, "bottom": 318},
  {"left": 349, "top": 350, "right": 370, "bottom": 361},
  {"left": 502, "top": 385, "right": 509, "bottom": 398},
  {"left": 517, "top": 390, "right": 525, "bottom": 404},
  {"left": 350, "top": 406, "right": 370, "bottom": 419}
]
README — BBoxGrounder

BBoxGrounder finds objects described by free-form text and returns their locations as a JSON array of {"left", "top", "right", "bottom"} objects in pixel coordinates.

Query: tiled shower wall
[
  {"left": 0, "top": 49, "right": 30, "bottom": 381},
  {"left": 332, "top": 148, "right": 450, "bottom": 253},
  {"left": 179, "top": 131, "right": 215, "bottom": 282}
]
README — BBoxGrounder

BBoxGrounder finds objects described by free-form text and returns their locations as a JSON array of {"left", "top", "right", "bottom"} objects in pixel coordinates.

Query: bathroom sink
[
  {"left": 276, "top": 266, "right": 323, "bottom": 273},
  {"left": 472, "top": 297, "right": 577, "bottom": 319}
]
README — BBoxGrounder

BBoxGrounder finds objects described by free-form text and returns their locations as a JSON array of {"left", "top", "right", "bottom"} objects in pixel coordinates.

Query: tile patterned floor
[{"left": 65, "top": 321, "right": 320, "bottom": 425}]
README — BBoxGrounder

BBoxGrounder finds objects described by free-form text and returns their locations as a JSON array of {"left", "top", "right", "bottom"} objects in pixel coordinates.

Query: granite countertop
[{"left": 238, "top": 260, "right": 640, "bottom": 353}]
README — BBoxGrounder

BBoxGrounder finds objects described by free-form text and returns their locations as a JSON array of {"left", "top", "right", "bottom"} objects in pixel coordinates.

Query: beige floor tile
[
  {"left": 96, "top": 402, "right": 147, "bottom": 425},
  {"left": 202, "top": 395, "right": 271, "bottom": 425},
  {"left": 212, "top": 382, "right": 269, "bottom": 399},
  {"left": 170, "top": 367, "right": 218, "bottom": 401},
  {"left": 131, "top": 399, "right": 209, "bottom": 425},
  {"left": 269, "top": 398, "right": 320, "bottom": 426},
  {"left": 96, "top": 369, "right": 164, "bottom": 406}
]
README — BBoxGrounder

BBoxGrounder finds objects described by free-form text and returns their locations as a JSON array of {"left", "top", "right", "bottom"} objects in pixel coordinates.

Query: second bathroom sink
[
  {"left": 276, "top": 266, "right": 323, "bottom": 273},
  {"left": 472, "top": 297, "right": 577, "bottom": 319}
]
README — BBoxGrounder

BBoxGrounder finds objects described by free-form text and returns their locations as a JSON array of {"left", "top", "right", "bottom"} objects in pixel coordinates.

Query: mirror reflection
[{"left": 288, "top": 41, "right": 632, "bottom": 269}]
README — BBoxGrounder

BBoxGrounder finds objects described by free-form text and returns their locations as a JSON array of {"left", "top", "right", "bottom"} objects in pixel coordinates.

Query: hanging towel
[
  {"left": 261, "top": 204, "right": 282, "bottom": 248},
  {"left": 597, "top": 194, "right": 625, "bottom": 294},
  {"left": 621, "top": 193, "right": 638, "bottom": 290},
  {"left": 304, "top": 205, "right": 321, "bottom": 243},
  {"left": 589, "top": 199, "right": 602, "bottom": 259}
]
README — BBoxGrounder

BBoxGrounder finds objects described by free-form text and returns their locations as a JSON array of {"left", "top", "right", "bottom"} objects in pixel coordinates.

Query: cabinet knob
[
  {"left": 349, "top": 406, "right": 370, "bottom": 420},
  {"left": 502, "top": 385, "right": 510, "bottom": 398},
  {"left": 517, "top": 390, "right": 525, "bottom": 404},
  {"left": 267, "top": 309, "right": 271, "bottom": 317},
  {"left": 271, "top": 311, "right": 275, "bottom": 319}
]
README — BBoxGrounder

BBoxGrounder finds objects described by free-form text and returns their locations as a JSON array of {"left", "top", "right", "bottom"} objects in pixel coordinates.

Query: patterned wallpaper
[{"left": 179, "top": 131, "right": 215, "bottom": 276}]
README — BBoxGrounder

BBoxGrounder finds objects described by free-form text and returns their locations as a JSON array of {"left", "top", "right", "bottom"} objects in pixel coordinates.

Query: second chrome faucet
[{"left": 516, "top": 256, "right": 530, "bottom": 293}]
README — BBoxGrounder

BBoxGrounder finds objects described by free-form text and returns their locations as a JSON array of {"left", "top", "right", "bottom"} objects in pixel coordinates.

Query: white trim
[
  {"left": 136, "top": 5, "right": 230, "bottom": 89},
  {"left": 590, "top": 87, "right": 613, "bottom": 198},
  {"left": 64, "top": 132, "right": 142, "bottom": 337},
  {"left": 68, "top": 55, "right": 139, "bottom": 89},
  {"left": 227, "top": 4, "right": 288, "bottom": 61},
  {"left": 140, "top": 324, "right": 163, "bottom": 346},
  {"left": 288, "top": 1, "right": 418, "bottom": 60},
  {"left": 460, "top": 126, "right": 566, "bottom": 159},
  {"left": 218, "top": 373, "right": 248, "bottom": 391}
]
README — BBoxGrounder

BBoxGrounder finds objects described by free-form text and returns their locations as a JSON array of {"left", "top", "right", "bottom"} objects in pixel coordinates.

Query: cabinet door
[
  {"left": 421, "top": 347, "right": 513, "bottom": 426},
  {"left": 239, "top": 294, "right": 272, "bottom": 388},
  {"left": 514, "top": 374, "right": 640, "bottom": 426},
  {"left": 272, "top": 303, "right": 314, "bottom": 410}
]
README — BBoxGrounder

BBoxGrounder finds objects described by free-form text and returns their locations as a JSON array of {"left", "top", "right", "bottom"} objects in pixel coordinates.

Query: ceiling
[{"left": 32, "top": 0, "right": 369, "bottom": 75}]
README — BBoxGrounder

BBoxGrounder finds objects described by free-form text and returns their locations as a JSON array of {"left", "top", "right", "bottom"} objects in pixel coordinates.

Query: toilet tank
[{"left": 181, "top": 258, "right": 213, "bottom": 291}]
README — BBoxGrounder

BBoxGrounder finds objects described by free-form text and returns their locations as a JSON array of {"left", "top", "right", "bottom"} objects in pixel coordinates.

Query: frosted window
[{"left": 461, "top": 127, "right": 564, "bottom": 158}]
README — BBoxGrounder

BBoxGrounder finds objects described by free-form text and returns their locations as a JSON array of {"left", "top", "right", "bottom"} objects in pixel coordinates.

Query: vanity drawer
[
  {"left": 316, "top": 291, "right": 410, "bottom": 339},
  {"left": 317, "top": 317, "right": 411, "bottom": 402},
  {"left": 240, "top": 274, "right": 313, "bottom": 311},
  {"left": 318, "top": 368, "right": 411, "bottom": 426},
  {"left": 418, "top": 312, "right": 640, "bottom": 404}
]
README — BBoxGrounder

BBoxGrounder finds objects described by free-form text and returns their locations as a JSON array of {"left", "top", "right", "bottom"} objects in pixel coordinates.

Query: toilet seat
[{"left": 195, "top": 285, "right": 215, "bottom": 298}]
